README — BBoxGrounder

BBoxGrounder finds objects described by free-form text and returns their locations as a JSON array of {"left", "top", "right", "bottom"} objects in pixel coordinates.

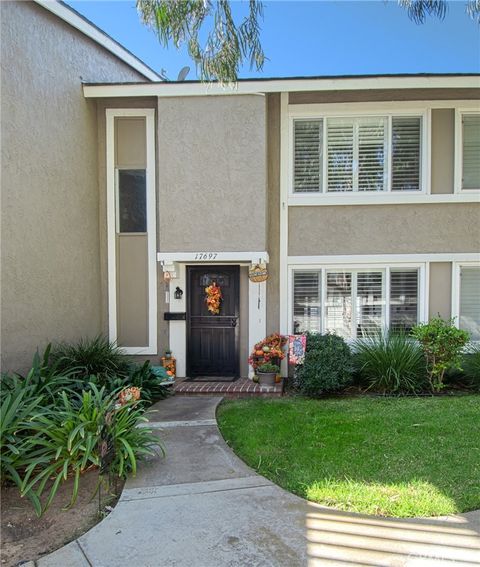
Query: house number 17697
[{"left": 195, "top": 252, "right": 218, "bottom": 260}]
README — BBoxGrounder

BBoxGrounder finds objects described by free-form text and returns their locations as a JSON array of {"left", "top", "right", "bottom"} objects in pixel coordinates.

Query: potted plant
[{"left": 256, "top": 362, "right": 280, "bottom": 386}]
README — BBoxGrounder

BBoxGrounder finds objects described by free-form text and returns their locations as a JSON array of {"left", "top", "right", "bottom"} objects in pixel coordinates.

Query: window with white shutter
[
  {"left": 390, "top": 269, "right": 419, "bottom": 332},
  {"left": 462, "top": 114, "right": 480, "bottom": 190},
  {"left": 459, "top": 266, "right": 480, "bottom": 341},
  {"left": 391, "top": 117, "right": 422, "bottom": 191},
  {"left": 293, "top": 271, "right": 321, "bottom": 333},
  {"left": 293, "top": 120, "right": 323, "bottom": 192},
  {"left": 292, "top": 266, "right": 421, "bottom": 339},
  {"left": 291, "top": 113, "right": 423, "bottom": 195}
]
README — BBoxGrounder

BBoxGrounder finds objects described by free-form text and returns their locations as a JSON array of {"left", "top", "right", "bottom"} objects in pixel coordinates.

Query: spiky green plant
[
  {"left": 49, "top": 336, "right": 131, "bottom": 385},
  {"left": 354, "top": 332, "right": 427, "bottom": 394}
]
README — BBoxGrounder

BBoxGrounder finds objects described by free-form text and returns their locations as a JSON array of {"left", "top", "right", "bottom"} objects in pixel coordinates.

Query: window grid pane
[
  {"left": 462, "top": 115, "right": 480, "bottom": 190},
  {"left": 356, "top": 271, "right": 384, "bottom": 337},
  {"left": 459, "top": 266, "right": 480, "bottom": 341},
  {"left": 390, "top": 269, "right": 419, "bottom": 332},
  {"left": 293, "top": 120, "right": 323, "bottom": 193},
  {"left": 117, "top": 169, "right": 147, "bottom": 233},
  {"left": 327, "top": 120, "right": 354, "bottom": 192},
  {"left": 293, "top": 271, "right": 321, "bottom": 334},
  {"left": 391, "top": 117, "right": 422, "bottom": 191},
  {"left": 358, "top": 120, "right": 387, "bottom": 192},
  {"left": 325, "top": 272, "right": 352, "bottom": 337}
]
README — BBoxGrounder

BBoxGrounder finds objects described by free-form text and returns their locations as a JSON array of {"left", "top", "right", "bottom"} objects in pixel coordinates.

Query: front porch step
[{"left": 174, "top": 377, "right": 283, "bottom": 398}]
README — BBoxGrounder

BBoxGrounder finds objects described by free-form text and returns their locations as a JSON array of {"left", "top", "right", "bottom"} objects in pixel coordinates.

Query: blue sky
[{"left": 67, "top": 0, "right": 480, "bottom": 80}]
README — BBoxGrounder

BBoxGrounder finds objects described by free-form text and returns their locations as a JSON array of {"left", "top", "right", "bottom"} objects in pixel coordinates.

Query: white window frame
[
  {"left": 452, "top": 261, "right": 480, "bottom": 341},
  {"left": 289, "top": 102, "right": 429, "bottom": 202},
  {"left": 288, "top": 262, "right": 427, "bottom": 338},
  {"left": 454, "top": 108, "right": 480, "bottom": 194},
  {"left": 106, "top": 108, "right": 157, "bottom": 355}
]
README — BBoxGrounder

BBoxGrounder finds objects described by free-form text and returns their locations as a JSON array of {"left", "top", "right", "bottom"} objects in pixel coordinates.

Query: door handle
[{"left": 230, "top": 317, "right": 238, "bottom": 328}]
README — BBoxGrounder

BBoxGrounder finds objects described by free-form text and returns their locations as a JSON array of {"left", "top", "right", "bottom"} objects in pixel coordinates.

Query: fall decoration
[
  {"left": 118, "top": 387, "right": 141, "bottom": 406},
  {"left": 205, "top": 281, "right": 222, "bottom": 314},
  {"left": 248, "top": 332, "right": 287, "bottom": 371}
]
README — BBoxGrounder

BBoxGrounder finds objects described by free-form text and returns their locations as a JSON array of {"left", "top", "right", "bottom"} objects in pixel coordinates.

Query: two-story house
[{"left": 2, "top": 1, "right": 479, "bottom": 378}]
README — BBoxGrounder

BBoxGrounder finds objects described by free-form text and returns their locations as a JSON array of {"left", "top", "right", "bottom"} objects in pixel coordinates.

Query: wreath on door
[{"left": 205, "top": 281, "right": 222, "bottom": 315}]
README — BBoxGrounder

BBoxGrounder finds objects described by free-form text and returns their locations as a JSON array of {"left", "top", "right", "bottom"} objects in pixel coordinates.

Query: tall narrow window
[
  {"left": 462, "top": 115, "right": 480, "bottom": 190},
  {"left": 293, "top": 120, "right": 323, "bottom": 192},
  {"left": 293, "top": 271, "right": 321, "bottom": 334},
  {"left": 390, "top": 269, "right": 419, "bottom": 332},
  {"left": 391, "top": 117, "right": 422, "bottom": 191},
  {"left": 117, "top": 170, "right": 146, "bottom": 233},
  {"left": 459, "top": 266, "right": 480, "bottom": 341}
]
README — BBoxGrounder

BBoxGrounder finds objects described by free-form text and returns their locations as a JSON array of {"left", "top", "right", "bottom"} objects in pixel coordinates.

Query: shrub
[
  {"left": 354, "top": 333, "right": 427, "bottom": 394},
  {"left": 295, "top": 333, "right": 353, "bottom": 397},
  {"left": 20, "top": 384, "right": 161, "bottom": 515},
  {"left": 463, "top": 343, "right": 480, "bottom": 389},
  {"left": 411, "top": 317, "right": 470, "bottom": 392},
  {"left": 50, "top": 335, "right": 131, "bottom": 385},
  {"left": 0, "top": 382, "right": 46, "bottom": 514},
  {"left": 123, "top": 361, "right": 171, "bottom": 404}
]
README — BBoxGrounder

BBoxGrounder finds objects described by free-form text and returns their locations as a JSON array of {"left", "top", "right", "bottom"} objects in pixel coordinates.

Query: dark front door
[{"left": 187, "top": 266, "right": 240, "bottom": 377}]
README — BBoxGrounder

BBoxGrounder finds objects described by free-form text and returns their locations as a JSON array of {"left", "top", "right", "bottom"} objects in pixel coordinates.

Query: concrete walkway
[{"left": 38, "top": 396, "right": 480, "bottom": 567}]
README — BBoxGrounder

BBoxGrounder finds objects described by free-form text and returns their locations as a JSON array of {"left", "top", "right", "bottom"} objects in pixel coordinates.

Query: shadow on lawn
[{"left": 304, "top": 503, "right": 480, "bottom": 566}]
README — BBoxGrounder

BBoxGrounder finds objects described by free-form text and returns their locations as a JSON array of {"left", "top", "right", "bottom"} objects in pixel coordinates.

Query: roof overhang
[{"left": 83, "top": 74, "right": 480, "bottom": 98}]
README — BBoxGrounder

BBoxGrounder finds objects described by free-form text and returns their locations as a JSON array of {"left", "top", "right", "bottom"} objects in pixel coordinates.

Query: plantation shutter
[
  {"left": 356, "top": 271, "right": 384, "bottom": 337},
  {"left": 462, "top": 115, "right": 480, "bottom": 190},
  {"left": 293, "top": 271, "right": 321, "bottom": 333},
  {"left": 358, "top": 119, "right": 387, "bottom": 192},
  {"left": 293, "top": 120, "right": 323, "bottom": 192},
  {"left": 325, "top": 271, "right": 352, "bottom": 337},
  {"left": 391, "top": 117, "right": 422, "bottom": 191},
  {"left": 390, "top": 269, "right": 419, "bottom": 332},
  {"left": 459, "top": 266, "right": 480, "bottom": 341},
  {"left": 327, "top": 120, "right": 354, "bottom": 192}
]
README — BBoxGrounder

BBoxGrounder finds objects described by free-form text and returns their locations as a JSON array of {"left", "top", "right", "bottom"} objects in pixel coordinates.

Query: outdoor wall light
[{"left": 174, "top": 286, "right": 183, "bottom": 300}]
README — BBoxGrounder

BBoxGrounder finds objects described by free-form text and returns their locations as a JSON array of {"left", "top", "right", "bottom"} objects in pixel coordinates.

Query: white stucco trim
[
  {"left": 287, "top": 193, "right": 480, "bottom": 206},
  {"left": 35, "top": 0, "right": 161, "bottom": 81},
  {"left": 106, "top": 108, "right": 158, "bottom": 355},
  {"left": 157, "top": 252, "right": 269, "bottom": 263},
  {"left": 288, "top": 253, "right": 480, "bottom": 265},
  {"left": 83, "top": 76, "right": 480, "bottom": 98}
]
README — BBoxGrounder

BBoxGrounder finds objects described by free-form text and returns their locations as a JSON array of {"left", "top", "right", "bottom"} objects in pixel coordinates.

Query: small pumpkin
[
  {"left": 255, "top": 350, "right": 264, "bottom": 356},
  {"left": 262, "top": 346, "right": 270, "bottom": 353}
]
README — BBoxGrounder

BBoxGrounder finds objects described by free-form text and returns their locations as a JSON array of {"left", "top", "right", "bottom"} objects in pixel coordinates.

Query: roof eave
[{"left": 83, "top": 74, "right": 480, "bottom": 98}]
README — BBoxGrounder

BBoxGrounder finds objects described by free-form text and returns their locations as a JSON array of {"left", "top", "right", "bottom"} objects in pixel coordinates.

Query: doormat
[{"left": 185, "top": 376, "right": 240, "bottom": 383}]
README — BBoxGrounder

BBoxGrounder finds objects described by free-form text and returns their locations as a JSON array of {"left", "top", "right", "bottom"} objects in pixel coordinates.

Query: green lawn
[{"left": 217, "top": 396, "right": 480, "bottom": 518}]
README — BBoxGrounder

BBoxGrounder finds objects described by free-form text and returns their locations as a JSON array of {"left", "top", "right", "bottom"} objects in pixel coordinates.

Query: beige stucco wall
[
  {"left": 431, "top": 109, "right": 455, "bottom": 194},
  {"left": 266, "top": 94, "right": 281, "bottom": 334},
  {"left": 157, "top": 95, "right": 267, "bottom": 252},
  {"left": 289, "top": 88, "right": 480, "bottom": 105},
  {"left": 117, "top": 235, "right": 149, "bottom": 347},
  {"left": 288, "top": 204, "right": 480, "bottom": 256},
  {"left": 0, "top": 1, "right": 146, "bottom": 372},
  {"left": 429, "top": 263, "right": 452, "bottom": 319}
]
